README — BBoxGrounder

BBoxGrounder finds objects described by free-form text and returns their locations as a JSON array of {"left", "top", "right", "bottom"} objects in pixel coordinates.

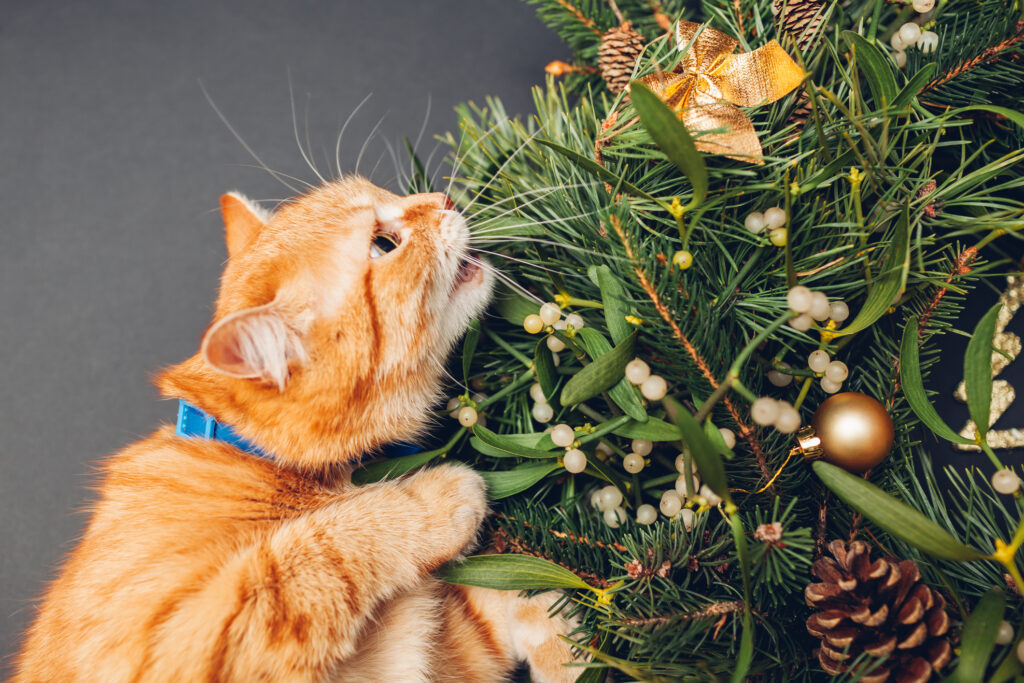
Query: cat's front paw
[{"left": 402, "top": 463, "right": 488, "bottom": 562}]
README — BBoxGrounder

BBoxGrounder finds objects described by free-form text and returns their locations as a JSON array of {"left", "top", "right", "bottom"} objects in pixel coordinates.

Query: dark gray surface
[{"left": 0, "top": 0, "right": 564, "bottom": 671}]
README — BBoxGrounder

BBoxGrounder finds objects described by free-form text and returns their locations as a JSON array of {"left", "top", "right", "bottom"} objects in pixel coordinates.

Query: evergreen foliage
[{"left": 391, "top": 0, "right": 1024, "bottom": 678}]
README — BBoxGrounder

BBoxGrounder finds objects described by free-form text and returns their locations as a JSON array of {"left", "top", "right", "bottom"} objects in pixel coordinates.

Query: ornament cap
[{"left": 795, "top": 426, "right": 824, "bottom": 461}]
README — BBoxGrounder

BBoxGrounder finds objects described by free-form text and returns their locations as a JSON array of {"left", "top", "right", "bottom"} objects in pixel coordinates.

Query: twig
[
  {"left": 617, "top": 600, "right": 745, "bottom": 626},
  {"left": 555, "top": 0, "right": 603, "bottom": 35},
  {"left": 607, "top": 0, "right": 625, "bottom": 25},
  {"left": 608, "top": 215, "right": 771, "bottom": 482}
]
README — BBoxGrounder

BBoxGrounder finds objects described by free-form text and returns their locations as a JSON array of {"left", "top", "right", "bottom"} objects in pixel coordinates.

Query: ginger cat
[{"left": 12, "top": 178, "right": 581, "bottom": 682}]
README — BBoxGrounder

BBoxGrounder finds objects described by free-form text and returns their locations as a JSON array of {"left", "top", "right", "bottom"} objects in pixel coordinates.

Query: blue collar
[
  {"left": 173, "top": 399, "right": 424, "bottom": 461},
  {"left": 174, "top": 399, "right": 271, "bottom": 459}
]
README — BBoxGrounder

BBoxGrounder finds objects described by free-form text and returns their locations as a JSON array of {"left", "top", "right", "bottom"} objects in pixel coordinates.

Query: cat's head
[{"left": 158, "top": 176, "right": 492, "bottom": 469}]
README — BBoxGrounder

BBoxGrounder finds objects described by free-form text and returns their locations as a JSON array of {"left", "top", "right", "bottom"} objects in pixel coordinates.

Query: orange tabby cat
[{"left": 12, "top": 177, "right": 581, "bottom": 682}]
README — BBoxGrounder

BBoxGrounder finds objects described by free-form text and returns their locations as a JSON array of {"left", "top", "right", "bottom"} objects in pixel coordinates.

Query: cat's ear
[
  {"left": 220, "top": 192, "right": 272, "bottom": 258},
  {"left": 201, "top": 304, "right": 306, "bottom": 390}
]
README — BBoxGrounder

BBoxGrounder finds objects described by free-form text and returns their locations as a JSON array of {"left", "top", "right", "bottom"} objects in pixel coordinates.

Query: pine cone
[
  {"left": 598, "top": 22, "right": 645, "bottom": 94},
  {"left": 772, "top": 0, "right": 827, "bottom": 52},
  {"left": 805, "top": 541, "right": 952, "bottom": 683}
]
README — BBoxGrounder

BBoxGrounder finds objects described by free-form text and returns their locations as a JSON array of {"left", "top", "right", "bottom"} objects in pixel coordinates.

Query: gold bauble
[{"left": 800, "top": 392, "right": 894, "bottom": 473}]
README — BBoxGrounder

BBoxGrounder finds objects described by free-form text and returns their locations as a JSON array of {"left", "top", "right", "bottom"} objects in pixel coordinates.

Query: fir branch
[
  {"left": 922, "top": 21, "right": 1024, "bottom": 99},
  {"left": 607, "top": 214, "right": 771, "bottom": 482},
  {"left": 492, "top": 527, "right": 615, "bottom": 588},
  {"left": 553, "top": 0, "right": 604, "bottom": 35},
  {"left": 616, "top": 600, "right": 746, "bottom": 626}
]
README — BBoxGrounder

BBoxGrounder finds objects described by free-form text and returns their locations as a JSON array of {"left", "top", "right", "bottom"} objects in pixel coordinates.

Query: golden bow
[{"left": 634, "top": 21, "right": 805, "bottom": 163}]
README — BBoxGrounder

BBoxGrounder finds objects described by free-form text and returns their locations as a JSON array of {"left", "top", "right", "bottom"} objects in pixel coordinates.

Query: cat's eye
[{"left": 369, "top": 232, "right": 400, "bottom": 259}]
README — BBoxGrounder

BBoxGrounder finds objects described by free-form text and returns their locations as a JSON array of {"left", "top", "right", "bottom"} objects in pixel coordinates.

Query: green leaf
[
  {"left": 439, "top": 554, "right": 590, "bottom": 591},
  {"left": 352, "top": 446, "right": 447, "bottom": 484},
  {"left": 812, "top": 460, "right": 984, "bottom": 561},
  {"left": 665, "top": 398, "right": 732, "bottom": 505},
  {"left": 479, "top": 461, "right": 562, "bottom": 499},
  {"left": 950, "top": 105, "right": 1024, "bottom": 132},
  {"left": 704, "top": 419, "right": 734, "bottom": 458},
  {"left": 535, "top": 340, "right": 560, "bottom": 406},
  {"left": 965, "top": 303, "right": 1002, "bottom": 440},
  {"left": 893, "top": 63, "right": 936, "bottom": 109},
  {"left": 561, "top": 330, "right": 639, "bottom": 409},
  {"left": 471, "top": 424, "right": 559, "bottom": 459},
  {"left": 494, "top": 286, "right": 538, "bottom": 326},
  {"left": 611, "top": 417, "right": 682, "bottom": 442},
  {"left": 462, "top": 320, "right": 480, "bottom": 387},
  {"left": 575, "top": 329, "right": 647, "bottom": 421},
  {"left": 946, "top": 588, "right": 1006, "bottom": 683},
  {"left": 843, "top": 31, "right": 898, "bottom": 106},
  {"left": 989, "top": 633, "right": 1024, "bottom": 683},
  {"left": 833, "top": 203, "right": 911, "bottom": 336},
  {"left": 899, "top": 317, "right": 973, "bottom": 444},
  {"left": 594, "top": 265, "right": 631, "bottom": 344},
  {"left": 537, "top": 139, "right": 662, "bottom": 205},
  {"left": 494, "top": 432, "right": 557, "bottom": 450},
  {"left": 630, "top": 81, "right": 708, "bottom": 206},
  {"left": 729, "top": 513, "right": 753, "bottom": 683}
]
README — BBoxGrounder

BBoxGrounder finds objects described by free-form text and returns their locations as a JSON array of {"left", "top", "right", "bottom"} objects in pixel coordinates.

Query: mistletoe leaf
[
  {"left": 893, "top": 63, "right": 936, "bottom": 108},
  {"left": 611, "top": 417, "right": 682, "bottom": 442},
  {"left": 899, "top": 316, "right": 973, "bottom": 444},
  {"left": 964, "top": 303, "right": 1003, "bottom": 440},
  {"left": 665, "top": 398, "right": 731, "bottom": 505},
  {"left": 461, "top": 320, "right": 480, "bottom": 387},
  {"left": 833, "top": 202, "right": 911, "bottom": 336},
  {"left": 563, "top": 330, "right": 644, "bottom": 420},
  {"left": 812, "top": 460, "right": 984, "bottom": 561},
  {"left": 593, "top": 265, "right": 632, "bottom": 344},
  {"left": 439, "top": 554, "right": 591, "bottom": 591},
  {"left": 471, "top": 424, "right": 559, "bottom": 459},
  {"left": 479, "top": 461, "right": 563, "bottom": 499},
  {"left": 535, "top": 340, "right": 560, "bottom": 406},
  {"left": 630, "top": 81, "right": 708, "bottom": 207},
  {"left": 843, "top": 31, "right": 898, "bottom": 106},
  {"left": 946, "top": 588, "right": 1005, "bottom": 683}
]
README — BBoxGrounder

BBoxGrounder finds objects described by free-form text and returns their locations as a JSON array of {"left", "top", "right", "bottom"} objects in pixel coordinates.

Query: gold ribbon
[{"left": 634, "top": 21, "right": 805, "bottom": 163}]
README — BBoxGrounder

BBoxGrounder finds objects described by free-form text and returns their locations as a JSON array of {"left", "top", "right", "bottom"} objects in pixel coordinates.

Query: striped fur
[{"left": 12, "top": 179, "right": 580, "bottom": 682}]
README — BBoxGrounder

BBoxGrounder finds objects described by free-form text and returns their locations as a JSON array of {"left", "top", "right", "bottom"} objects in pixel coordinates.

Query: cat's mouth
[{"left": 453, "top": 259, "right": 482, "bottom": 292}]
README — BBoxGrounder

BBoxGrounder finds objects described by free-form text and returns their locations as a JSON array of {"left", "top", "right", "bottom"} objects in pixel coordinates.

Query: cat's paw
[{"left": 402, "top": 463, "right": 488, "bottom": 561}]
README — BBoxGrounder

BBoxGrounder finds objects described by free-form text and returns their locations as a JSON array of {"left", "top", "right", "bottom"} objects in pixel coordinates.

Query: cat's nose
[{"left": 423, "top": 193, "right": 455, "bottom": 211}]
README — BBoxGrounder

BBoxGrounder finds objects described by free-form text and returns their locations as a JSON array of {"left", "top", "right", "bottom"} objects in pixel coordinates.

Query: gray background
[{"left": 0, "top": 0, "right": 564, "bottom": 671}]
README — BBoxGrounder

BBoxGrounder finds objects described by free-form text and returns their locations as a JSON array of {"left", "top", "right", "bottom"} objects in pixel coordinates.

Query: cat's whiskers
[
  {"left": 355, "top": 113, "right": 388, "bottom": 178},
  {"left": 442, "top": 120, "right": 507, "bottom": 200},
  {"left": 462, "top": 182, "right": 590, "bottom": 223},
  {"left": 200, "top": 83, "right": 309, "bottom": 194},
  {"left": 470, "top": 236, "right": 614, "bottom": 261},
  {"left": 468, "top": 248, "right": 585, "bottom": 280},
  {"left": 235, "top": 165, "right": 317, "bottom": 193},
  {"left": 470, "top": 209, "right": 603, "bottom": 238},
  {"left": 460, "top": 128, "right": 544, "bottom": 214},
  {"left": 463, "top": 185, "right": 591, "bottom": 232},
  {"left": 288, "top": 72, "right": 328, "bottom": 185},
  {"left": 465, "top": 255, "right": 543, "bottom": 304},
  {"left": 334, "top": 93, "right": 373, "bottom": 180}
]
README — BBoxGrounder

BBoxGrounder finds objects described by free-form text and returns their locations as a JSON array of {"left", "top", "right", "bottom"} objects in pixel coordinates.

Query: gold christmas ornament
[
  {"left": 633, "top": 21, "right": 805, "bottom": 162},
  {"left": 796, "top": 392, "right": 894, "bottom": 472},
  {"left": 953, "top": 275, "right": 1024, "bottom": 451}
]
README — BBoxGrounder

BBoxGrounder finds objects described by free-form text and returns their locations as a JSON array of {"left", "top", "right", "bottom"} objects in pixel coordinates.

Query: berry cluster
[
  {"left": 786, "top": 285, "right": 849, "bottom": 331},
  {"left": 890, "top": 0, "right": 939, "bottom": 67},
  {"left": 744, "top": 206, "right": 788, "bottom": 247}
]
